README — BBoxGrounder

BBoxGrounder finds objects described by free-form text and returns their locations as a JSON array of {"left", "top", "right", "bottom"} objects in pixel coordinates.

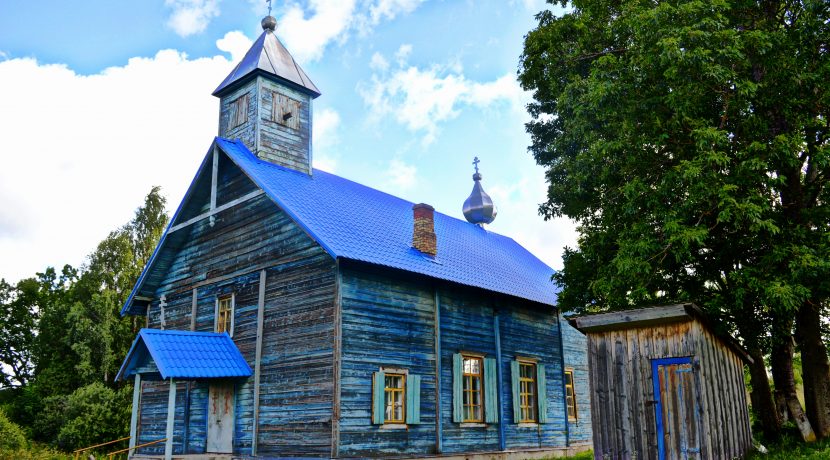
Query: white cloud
[
  {"left": 386, "top": 159, "right": 417, "bottom": 190},
  {"left": 279, "top": 0, "right": 358, "bottom": 63},
  {"left": 369, "top": 52, "right": 389, "bottom": 72},
  {"left": 0, "top": 35, "right": 246, "bottom": 282},
  {"left": 312, "top": 108, "right": 342, "bottom": 172},
  {"left": 0, "top": 51, "right": 8, "bottom": 60},
  {"left": 215, "top": 31, "right": 253, "bottom": 62},
  {"left": 270, "top": 0, "right": 425, "bottom": 63},
  {"left": 487, "top": 171, "right": 578, "bottom": 271},
  {"left": 359, "top": 57, "right": 529, "bottom": 144},
  {"left": 369, "top": 0, "right": 425, "bottom": 24},
  {"left": 394, "top": 44, "right": 412, "bottom": 66},
  {"left": 165, "top": 0, "right": 220, "bottom": 37}
]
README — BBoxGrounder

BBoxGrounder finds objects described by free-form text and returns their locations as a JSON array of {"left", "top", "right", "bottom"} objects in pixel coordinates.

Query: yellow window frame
[
  {"left": 216, "top": 295, "right": 234, "bottom": 335},
  {"left": 462, "top": 355, "right": 484, "bottom": 422},
  {"left": 518, "top": 361, "right": 538, "bottom": 423},
  {"left": 384, "top": 373, "right": 406, "bottom": 424},
  {"left": 565, "top": 369, "right": 578, "bottom": 421}
]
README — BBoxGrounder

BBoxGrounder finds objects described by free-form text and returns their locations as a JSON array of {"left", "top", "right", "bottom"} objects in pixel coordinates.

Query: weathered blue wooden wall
[
  {"left": 136, "top": 157, "right": 336, "bottom": 457},
  {"left": 336, "top": 263, "right": 582, "bottom": 456},
  {"left": 438, "top": 285, "right": 500, "bottom": 453},
  {"left": 560, "top": 318, "right": 593, "bottom": 446},
  {"left": 498, "top": 298, "right": 567, "bottom": 449},
  {"left": 338, "top": 264, "right": 438, "bottom": 457},
  {"left": 132, "top": 151, "right": 592, "bottom": 457}
]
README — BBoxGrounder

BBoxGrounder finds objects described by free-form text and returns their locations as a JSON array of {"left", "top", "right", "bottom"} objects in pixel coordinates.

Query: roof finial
[
  {"left": 262, "top": 0, "right": 277, "bottom": 31},
  {"left": 463, "top": 157, "right": 497, "bottom": 225}
]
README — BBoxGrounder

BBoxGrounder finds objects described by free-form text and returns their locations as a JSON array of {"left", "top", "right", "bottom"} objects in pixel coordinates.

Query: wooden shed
[{"left": 570, "top": 303, "right": 753, "bottom": 460}]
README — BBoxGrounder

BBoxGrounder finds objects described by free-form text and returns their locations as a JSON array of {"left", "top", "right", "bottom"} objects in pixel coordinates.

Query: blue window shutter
[
  {"left": 406, "top": 374, "right": 421, "bottom": 424},
  {"left": 537, "top": 363, "right": 548, "bottom": 423},
  {"left": 484, "top": 357, "right": 498, "bottom": 423},
  {"left": 510, "top": 360, "right": 521, "bottom": 423},
  {"left": 452, "top": 353, "right": 463, "bottom": 423},
  {"left": 372, "top": 371, "right": 385, "bottom": 425}
]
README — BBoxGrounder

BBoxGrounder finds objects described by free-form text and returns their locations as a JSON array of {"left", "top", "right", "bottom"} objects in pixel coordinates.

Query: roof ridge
[{"left": 218, "top": 137, "right": 523, "bottom": 244}]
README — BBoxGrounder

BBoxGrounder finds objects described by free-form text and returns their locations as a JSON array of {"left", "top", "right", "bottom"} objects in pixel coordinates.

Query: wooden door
[
  {"left": 652, "top": 357, "right": 702, "bottom": 460},
  {"left": 207, "top": 383, "right": 234, "bottom": 453}
]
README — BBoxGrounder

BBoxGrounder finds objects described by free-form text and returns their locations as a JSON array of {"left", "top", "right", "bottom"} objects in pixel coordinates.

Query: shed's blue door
[{"left": 652, "top": 357, "right": 702, "bottom": 460}]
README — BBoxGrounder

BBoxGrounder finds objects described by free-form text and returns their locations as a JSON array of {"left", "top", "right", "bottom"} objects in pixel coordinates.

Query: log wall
[
  {"left": 138, "top": 164, "right": 336, "bottom": 457},
  {"left": 336, "top": 264, "right": 583, "bottom": 456}
]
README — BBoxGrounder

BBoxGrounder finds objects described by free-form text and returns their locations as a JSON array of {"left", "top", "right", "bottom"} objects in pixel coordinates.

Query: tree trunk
[
  {"left": 796, "top": 300, "right": 830, "bottom": 438},
  {"left": 770, "top": 334, "right": 816, "bottom": 442},
  {"left": 746, "top": 346, "right": 781, "bottom": 440}
]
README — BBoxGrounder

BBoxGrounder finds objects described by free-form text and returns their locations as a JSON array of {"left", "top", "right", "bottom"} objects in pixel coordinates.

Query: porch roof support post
[
  {"left": 129, "top": 373, "right": 141, "bottom": 454},
  {"left": 165, "top": 378, "right": 176, "bottom": 460}
]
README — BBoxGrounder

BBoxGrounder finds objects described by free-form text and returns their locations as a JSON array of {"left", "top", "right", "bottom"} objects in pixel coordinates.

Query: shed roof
[
  {"left": 569, "top": 303, "right": 753, "bottom": 363},
  {"left": 121, "top": 137, "right": 558, "bottom": 315},
  {"left": 115, "top": 329, "right": 253, "bottom": 381}
]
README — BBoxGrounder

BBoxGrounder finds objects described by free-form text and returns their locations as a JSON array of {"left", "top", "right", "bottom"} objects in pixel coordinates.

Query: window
[
  {"left": 565, "top": 369, "right": 578, "bottom": 421},
  {"left": 372, "top": 370, "right": 421, "bottom": 425},
  {"left": 215, "top": 295, "right": 234, "bottom": 335},
  {"left": 511, "top": 359, "right": 547, "bottom": 424},
  {"left": 272, "top": 92, "right": 301, "bottom": 130},
  {"left": 384, "top": 373, "right": 406, "bottom": 424},
  {"left": 453, "top": 353, "right": 498, "bottom": 424},
  {"left": 228, "top": 94, "right": 248, "bottom": 128},
  {"left": 463, "top": 356, "right": 484, "bottom": 422},
  {"left": 518, "top": 361, "right": 538, "bottom": 423}
]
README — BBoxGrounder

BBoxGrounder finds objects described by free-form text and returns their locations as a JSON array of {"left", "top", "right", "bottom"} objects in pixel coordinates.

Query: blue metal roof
[
  {"left": 116, "top": 329, "right": 253, "bottom": 381},
  {"left": 216, "top": 138, "right": 558, "bottom": 307},
  {"left": 121, "top": 137, "right": 559, "bottom": 315}
]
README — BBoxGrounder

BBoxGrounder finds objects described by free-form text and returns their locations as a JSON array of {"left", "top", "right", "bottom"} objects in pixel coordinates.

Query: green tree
[
  {"left": 3, "top": 187, "right": 168, "bottom": 449},
  {"left": 520, "top": 0, "right": 829, "bottom": 440},
  {"left": 0, "top": 279, "right": 37, "bottom": 387}
]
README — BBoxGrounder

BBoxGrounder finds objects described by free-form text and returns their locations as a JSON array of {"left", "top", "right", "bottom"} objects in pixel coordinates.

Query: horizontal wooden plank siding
[
  {"left": 499, "top": 302, "right": 566, "bottom": 449},
  {"left": 438, "top": 285, "right": 500, "bottom": 453},
  {"left": 139, "top": 164, "right": 336, "bottom": 457},
  {"left": 338, "top": 265, "right": 437, "bottom": 457},
  {"left": 560, "top": 318, "right": 592, "bottom": 446},
  {"left": 256, "top": 253, "right": 336, "bottom": 456}
]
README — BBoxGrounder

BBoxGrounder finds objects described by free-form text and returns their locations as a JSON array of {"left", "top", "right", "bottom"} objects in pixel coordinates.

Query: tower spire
[{"left": 213, "top": 9, "right": 321, "bottom": 175}]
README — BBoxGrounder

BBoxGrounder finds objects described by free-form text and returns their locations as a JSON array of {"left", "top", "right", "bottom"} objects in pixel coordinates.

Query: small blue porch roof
[
  {"left": 122, "top": 138, "right": 559, "bottom": 315},
  {"left": 116, "top": 329, "right": 253, "bottom": 381}
]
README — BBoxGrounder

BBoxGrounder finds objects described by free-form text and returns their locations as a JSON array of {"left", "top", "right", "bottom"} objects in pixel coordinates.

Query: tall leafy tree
[{"left": 520, "top": 0, "right": 829, "bottom": 440}]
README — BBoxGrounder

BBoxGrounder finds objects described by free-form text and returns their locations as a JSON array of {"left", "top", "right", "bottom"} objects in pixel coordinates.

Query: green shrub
[
  {"left": 0, "top": 443, "right": 68, "bottom": 460},
  {"left": 53, "top": 382, "right": 132, "bottom": 452},
  {"left": 0, "top": 408, "right": 27, "bottom": 450}
]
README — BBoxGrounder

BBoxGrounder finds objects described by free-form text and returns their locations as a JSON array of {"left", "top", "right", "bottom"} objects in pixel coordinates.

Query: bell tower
[{"left": 213, "top": 15, "right": 321, "bottom": 175}]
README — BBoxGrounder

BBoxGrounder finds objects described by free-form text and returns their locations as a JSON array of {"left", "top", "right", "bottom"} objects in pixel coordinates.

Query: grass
[{"left": 746, "top": 435, "right": 830, "bottom": 459}]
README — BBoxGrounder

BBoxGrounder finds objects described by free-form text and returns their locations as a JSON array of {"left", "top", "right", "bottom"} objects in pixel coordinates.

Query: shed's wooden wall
[
  {"left": 560, "top": 318, "right": 593, "bottom": 446},
  {"left": 137, "top": 163, "right": 336, "bottom": 457},
  {"left": 586, "top": 319, "right": 752, "bottom": 460}
]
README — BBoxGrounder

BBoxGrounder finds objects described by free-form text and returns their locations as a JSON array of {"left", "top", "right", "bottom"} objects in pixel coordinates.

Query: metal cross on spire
[
  {"left": 473, "top": 156, "right": 480, "bottom": 174},
  {"left": 266, "top": 0, "right": 272, "bottom": 16}
]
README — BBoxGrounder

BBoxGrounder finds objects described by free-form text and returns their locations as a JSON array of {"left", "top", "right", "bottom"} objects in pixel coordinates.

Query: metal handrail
[
  {"left": 106, "top": 437, "right": 167, "bottom": 459},
  {"left": 73, "top": 436, "right": 131, "bottom": 460}
]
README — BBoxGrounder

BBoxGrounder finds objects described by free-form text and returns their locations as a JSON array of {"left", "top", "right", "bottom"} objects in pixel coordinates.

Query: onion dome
[{"left": 462, "top": 157, "right": 497, "bottom": 225}]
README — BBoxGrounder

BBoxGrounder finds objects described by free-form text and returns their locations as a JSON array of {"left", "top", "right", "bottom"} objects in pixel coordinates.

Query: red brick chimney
[{"left": 412, "top": 203, "right": 437, "bottom": 256}]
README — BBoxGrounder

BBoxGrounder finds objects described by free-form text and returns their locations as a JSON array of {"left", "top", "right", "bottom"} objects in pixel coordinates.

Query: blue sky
[{"left": 0, "top": 0, "right": 576, "bottom": 282}]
